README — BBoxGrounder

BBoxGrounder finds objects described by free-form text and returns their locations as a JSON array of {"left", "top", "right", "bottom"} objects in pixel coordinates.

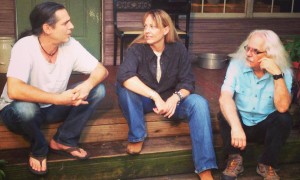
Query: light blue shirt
[{"left": 221, "top": 59, "right": 293, "bottom": 126}]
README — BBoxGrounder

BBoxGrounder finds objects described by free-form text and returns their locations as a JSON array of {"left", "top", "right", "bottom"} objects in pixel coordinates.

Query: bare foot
[
  {"left": 198, "top": 170, "right": 213, "bottom": 180},
  {"left": 29, "top": 155, "right": 47, "bottom": 173},
  {"left": 50, "top": 139, "right": 88, "bottom": 159},
  {"left": 126, "top": 141, "right": 144, "bottom": 154}
]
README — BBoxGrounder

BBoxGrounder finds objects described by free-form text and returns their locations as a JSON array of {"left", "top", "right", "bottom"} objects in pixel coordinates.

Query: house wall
[
  {"left": 103, "top": 0, "right": 300, "bottom": 65},
  {"left": 1, "top": 0, "right": 300, "bottom": 65},
  {"left": 0, "top": 0, "right": 15, "bottom": 37}
]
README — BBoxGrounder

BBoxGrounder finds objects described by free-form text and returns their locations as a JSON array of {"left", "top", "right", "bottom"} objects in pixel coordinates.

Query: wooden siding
[
  {"left": 103, "top": 0, "right": 300, "bottom": 65},
  {"left": 188, "top": 18, "right": 300, "bottom": 55},
  {"left": 0, "top": 0, "right": 15, "bottom": 37}
]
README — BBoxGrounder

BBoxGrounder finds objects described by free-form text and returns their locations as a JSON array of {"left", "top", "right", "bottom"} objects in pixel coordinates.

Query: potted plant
[
  {"left": 283, "top": 35, "right": 300, "bottom": 104},
  {"left": 283, "top": 35, "right": 300, "bottom": 68},
  {"left": 0, "top": 159, "right": 6, "bottom": 179}
]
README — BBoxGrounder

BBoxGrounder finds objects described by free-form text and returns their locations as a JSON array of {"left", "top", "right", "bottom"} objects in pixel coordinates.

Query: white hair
[{"left": 230, "top": 29, "right": 292, "bottom": 74}]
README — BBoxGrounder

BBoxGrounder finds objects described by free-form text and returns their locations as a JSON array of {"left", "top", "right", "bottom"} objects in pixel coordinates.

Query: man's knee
[
  {"left": 13, "top": 101, "right": 40, "bottom": 121},
  {"left": 274, "top": 111, "right": 293, "bottom": 130},
  {"left": 90, "top": 83, "right": 106, "bottom": 100}
]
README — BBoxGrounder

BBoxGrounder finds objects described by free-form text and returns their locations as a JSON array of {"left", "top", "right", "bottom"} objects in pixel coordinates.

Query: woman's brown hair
[{"left": 129, "top": 9, "right": 180, "bottom": 46}]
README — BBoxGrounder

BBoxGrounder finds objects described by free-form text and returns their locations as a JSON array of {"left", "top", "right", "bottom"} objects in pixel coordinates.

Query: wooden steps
[
  {"left": 0, "top": 109, "right": 222, "bottom": 150},
  {"left": 1, "top": 134, "right": 300, "bottom": 179},
  {"left": 1, "top": 103, "right": 297, "bottom": 149},
  {"left": 0, "top": 109, "right": 194, "bottom": 149}
]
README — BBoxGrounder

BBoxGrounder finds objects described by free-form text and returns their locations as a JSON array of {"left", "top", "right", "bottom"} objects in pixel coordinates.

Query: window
[
  {"left": 254, "top": 0, "right": 300, "bottom": 13},
  {"left": 192, "top": 0, "right": 245, "bottom": 13},
  {"left": 191, "top": 0, "right": 300, "bottom": 18}
]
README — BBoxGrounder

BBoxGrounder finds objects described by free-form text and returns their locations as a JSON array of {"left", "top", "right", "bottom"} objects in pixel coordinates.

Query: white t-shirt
[{"left": 0, "top": 35, "right": 99, "bottom": 109}]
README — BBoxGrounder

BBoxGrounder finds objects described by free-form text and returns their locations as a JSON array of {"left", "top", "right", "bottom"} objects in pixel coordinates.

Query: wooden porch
[{"left": 0, "top": 64, "right": 300, "bottom": 179}]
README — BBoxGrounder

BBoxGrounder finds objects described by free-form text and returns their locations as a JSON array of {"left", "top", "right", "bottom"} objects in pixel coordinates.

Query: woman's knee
[{"left": 185, "top": 94, "right": 209, "bottom": 109}]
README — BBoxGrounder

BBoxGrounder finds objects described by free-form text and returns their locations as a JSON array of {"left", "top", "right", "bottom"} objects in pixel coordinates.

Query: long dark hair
[{"left": 17, "top": 2, "right": 65, "bottom": 41}]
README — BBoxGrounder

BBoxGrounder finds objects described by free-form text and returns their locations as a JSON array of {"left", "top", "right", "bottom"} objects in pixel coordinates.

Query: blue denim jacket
[
  {"left": 221, "top": 59, "right": 293, "bottom": 126},
  {"left": 117, "top": 42, "right": 195, "bottom": 100}
]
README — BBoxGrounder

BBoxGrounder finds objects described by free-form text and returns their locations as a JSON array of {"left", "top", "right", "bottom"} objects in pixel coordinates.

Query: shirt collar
[
  {"left": 242, "top": 64, "right": 271, "bottom": 80},
  {"left": 144, "top": 43, "right": 173, "bottom": 60},
  {"left": 242, "top": 63, "right": 252, "bottom": 74}
]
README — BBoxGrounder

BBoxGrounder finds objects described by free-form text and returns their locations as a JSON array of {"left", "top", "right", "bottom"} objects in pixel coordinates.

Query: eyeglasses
[{"left": 244, "top": 45, "right": 266, "bottom": 55}]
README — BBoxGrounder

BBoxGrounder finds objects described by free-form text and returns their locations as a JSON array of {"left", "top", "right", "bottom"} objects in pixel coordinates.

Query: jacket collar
[{"left": 144, "top": 43, "right": 174, "bottom": 60}]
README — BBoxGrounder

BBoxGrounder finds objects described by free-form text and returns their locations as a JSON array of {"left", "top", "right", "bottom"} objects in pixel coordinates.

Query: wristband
[{"left": 174, "top": 91, "right": 183, "bottom": 105}]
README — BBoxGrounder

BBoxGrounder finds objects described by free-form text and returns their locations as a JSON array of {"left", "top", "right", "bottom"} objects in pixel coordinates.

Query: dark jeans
[
  {"left": 218, "top": 111, "right": 293, "bottom": 167},
  {"left": 0, "top": 83, "right": 105, "bottom": 157}
]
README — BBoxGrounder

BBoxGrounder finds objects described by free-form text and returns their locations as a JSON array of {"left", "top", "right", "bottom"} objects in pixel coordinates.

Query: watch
[
  {"left": 273, "top": 73, "right": 284, "bottom": 80},
  {"left": 174, "top": 91, "right": 183, "bottom": 105}
]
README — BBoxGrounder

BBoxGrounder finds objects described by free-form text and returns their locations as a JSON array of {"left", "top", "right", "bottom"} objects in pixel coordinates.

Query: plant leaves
[{"left": 0, "top": 170, "right": 5, "bottom": 179}]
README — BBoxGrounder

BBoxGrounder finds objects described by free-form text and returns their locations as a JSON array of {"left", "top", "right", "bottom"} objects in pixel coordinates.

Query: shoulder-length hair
[
  {"left": 230, "top": 29, "right": 292, "bottom": 73},
  {"left": 129, "top": 9, "right": 180, "bottom": 46}
]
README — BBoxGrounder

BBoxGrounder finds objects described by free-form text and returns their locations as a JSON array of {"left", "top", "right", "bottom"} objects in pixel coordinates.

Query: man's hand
[
  {"left": 57, "top": 88, "right": 87, "bottom": 106},
  {"left": 231, "top": 126, "right": 247, "bottom": 150},
  {"left": 57, "top": 80, "right": 93, "bottom": 106},
  {"left": 259, "top": 57, "right": 282, "bottom": 75},
  {"left": 72, "top": 81, "right": 93, "bottom": 102}
]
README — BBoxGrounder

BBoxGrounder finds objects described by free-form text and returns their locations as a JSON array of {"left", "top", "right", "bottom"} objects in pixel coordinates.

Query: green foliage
[
  {"left": 284, "top": 36, "right": 300, "bottom": 62},
  {"left": 0, "top": 159, "right": 7, "bottom": 180}
]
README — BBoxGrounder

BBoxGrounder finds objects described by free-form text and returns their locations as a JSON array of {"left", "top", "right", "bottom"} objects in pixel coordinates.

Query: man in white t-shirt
[{"left": 0, "top": 2, "right": 108, "bottom": 175}]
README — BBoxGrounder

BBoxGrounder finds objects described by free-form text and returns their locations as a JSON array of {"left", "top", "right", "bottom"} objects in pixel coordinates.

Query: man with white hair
[{"left": 219, "top": 29, "right": 293, "bottom": 180}]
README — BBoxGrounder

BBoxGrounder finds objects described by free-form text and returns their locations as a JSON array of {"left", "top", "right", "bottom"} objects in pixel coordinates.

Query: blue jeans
[
  {"left": 0, "top": 83, "right": 105, "bottom": 157},
  {"left": 116, "top": 84, "right": 217, "bottom": 173}
]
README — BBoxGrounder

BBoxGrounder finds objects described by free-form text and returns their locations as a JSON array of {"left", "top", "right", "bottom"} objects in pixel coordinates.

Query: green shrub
[
  {"left": 284, "top": 35, "right": 300, "bottom": 62},
  {"left": 0, "top": 159, "right": 7, "bottom": 180}
]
